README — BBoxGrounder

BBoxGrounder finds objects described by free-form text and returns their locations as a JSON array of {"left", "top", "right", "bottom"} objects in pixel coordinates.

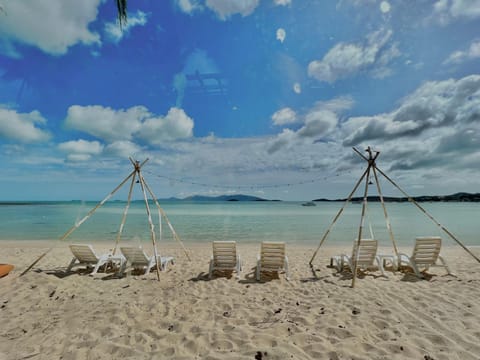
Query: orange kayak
[{"left": 0, "top": 264, "right": 14, "bottom": 278}]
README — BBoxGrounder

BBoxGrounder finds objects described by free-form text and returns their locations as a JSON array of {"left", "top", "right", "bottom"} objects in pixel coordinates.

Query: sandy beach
[{"left": 1, "top": 241, "right": 480, "bottom": 360}]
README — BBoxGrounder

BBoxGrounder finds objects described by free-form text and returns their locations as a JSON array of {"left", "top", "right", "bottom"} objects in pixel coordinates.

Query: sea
[{"left": 0, "top": 201, "right": 478, "bottom": 247}]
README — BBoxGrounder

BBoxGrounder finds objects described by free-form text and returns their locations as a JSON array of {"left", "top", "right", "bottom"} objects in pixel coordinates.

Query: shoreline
[{"left": 1, "top": 238, "right": 479, "bottom": 249}]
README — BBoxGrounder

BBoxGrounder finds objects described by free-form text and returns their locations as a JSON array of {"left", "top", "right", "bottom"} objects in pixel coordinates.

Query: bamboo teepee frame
[
  {"left": 309, "top": 147, "right": 480, "bottom": 288},
  {"left": 21, "top": 158, "right": 190, "bottom": 279}
]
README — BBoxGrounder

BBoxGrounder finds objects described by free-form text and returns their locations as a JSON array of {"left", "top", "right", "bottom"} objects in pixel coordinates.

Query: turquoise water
[{"left": 0, "top": 201, "right": 478, "bottom": 246}]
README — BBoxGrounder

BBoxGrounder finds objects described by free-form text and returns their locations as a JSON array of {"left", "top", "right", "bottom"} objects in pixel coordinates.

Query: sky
[{"left": 0, "top": 0, "right": 479, "bottom": 201}]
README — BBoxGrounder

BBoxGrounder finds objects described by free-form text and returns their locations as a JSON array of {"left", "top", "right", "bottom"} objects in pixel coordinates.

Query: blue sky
[{"left": 0, "top": 0, "right": 479, "bottom": 201}]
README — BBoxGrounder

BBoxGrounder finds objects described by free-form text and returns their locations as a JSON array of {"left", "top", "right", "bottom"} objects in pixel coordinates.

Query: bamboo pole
[
  {"left": 60, "top": 168, "right": 138, "bottom": 241},
  {"left": 137, "top": 170, "right": 161, "bottom": 281},
  {"left": 157, "top": 201, "right": 162, "bottom": 243},
  {"left": 352, "top": 147, "right": 369, "bottom": 162},
  {"left": 19, "top": 249, "right": 53, "bottom": 277},
  {"left": 113, "top": 172, "right": 136, "bottom": 255},
  {"left": 371, "top": 165, "right": 399, "bottom": 260},
  {"left": 20, "top": 167, "right": 138, "bottom": 277},
  {"left": 351, "top": 161, "right": 372, "bottom": 288},
  {"left": 375, "top": 166, "right": 480, "bottom": 263},
  {"left": 309, "top": 166, "right": 370, "bottom": 265},
  {"left": 143, "top": 177, "right": 191, "bottom": 261}
]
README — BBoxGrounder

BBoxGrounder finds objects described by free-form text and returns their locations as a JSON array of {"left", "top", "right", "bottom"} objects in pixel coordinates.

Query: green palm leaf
[{"left": 116, "top": 0, "right": 127, "bottom": 29}]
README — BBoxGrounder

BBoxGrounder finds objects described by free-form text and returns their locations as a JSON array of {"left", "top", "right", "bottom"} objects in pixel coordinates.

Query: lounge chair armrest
[
  {"left": 397, "top": 253, "right": 409, "bottom": 265},
  {"left": 99, "top": 254, "right": 112, "bottom": 261}
]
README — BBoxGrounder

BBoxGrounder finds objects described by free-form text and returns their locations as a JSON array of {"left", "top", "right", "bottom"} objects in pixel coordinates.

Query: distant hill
[
  {"left": 182, "top": 194, "right": 273, "bottom": 202},
  {"left": 313, "top": 192, "right": 480, "bottom": 202}
]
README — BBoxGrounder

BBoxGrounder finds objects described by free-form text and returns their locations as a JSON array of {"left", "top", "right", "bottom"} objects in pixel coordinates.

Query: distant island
[
  {"left": 1, "top": 192, "right": 479, "bottom": 205},
  {"left": 313, "top": 192, "right": 480, "bottom": 203},
  {"left": 164, "top": 194, "right": 279, "bottom": 202}
]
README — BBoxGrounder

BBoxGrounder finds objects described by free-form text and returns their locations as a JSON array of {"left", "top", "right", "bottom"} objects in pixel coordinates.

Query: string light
[{"left": 143, "top": 167, "right": 362, "bottom": 191}]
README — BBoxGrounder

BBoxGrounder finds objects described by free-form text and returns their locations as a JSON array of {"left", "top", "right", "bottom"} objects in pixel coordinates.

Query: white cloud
[
  {"left": 308, "top": 29, "right": 400, "bottom": 83},
  {"left": 58, "top": 139, "right": 103, "bottom": 154},
  {"left": 272, "top": 108, "right": 297, "bottom": 126},
  {"left": 104, "top": 141, "right": 143, "bottom": 158},
  {"left": 298, "top": 110, "right": 338, "bottom": 138},
  {"left": 276, "top": 28, "right": 286, "bottom": 43},
  {"left": 431, "top": 0, "right": 480, "bottom": 25},
  {"left": 65, "top": 105, "right": 195, "bottom": 145},
  {"left": 341, "top": 75, "right": 480, "bottom": 147},
  {"left": 267, "top": 97, "right": 353, "bottom": 153},
  {"left": 318, "top": 97, "right": 355, "bottom": 113},
  {"left": 449, "top": 0, "right": 480, "bottom": 18},
  {"left": 274, "top": 0, "right": 292, "bottom": 6},
  {"left": 0, "top": 0, "right": 101, "bottom": 56},
  {"left": 443, "top": 40, "right": 480, "bottom": 65},
  {"left": 267, "top": 128, "right": 297, "bottom": 154},
  {"left": 58, "top": 139, "right": 104, "bottom": 162},
  {"left": 136, "top": 108, "right": 194, "bottom": 145},
  {"left": 176, "top": 0, "right": 203, "bottom": 14},
  {"left": 205, "top": 0, "right": 260, "bottom": 20},
  {"left": 104, "top": 11, "right": 148, "bottom": 44},
  {"left": 0, "top": 108, "right": 50, "bottom": 143},
  {"left": 65, "top": 105, "right": 147, "bottom": 142}
]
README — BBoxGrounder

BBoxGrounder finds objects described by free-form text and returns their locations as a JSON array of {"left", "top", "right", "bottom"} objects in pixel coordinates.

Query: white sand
[{"left": 1, "top": 241, "right": 480, "bottom": 360}]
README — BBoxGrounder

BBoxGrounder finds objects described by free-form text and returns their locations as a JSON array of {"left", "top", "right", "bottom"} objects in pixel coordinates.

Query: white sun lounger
[
  {"left": 120, "top": 246, "right": 174, "bottom": 275},
  {"left": 330, "top": 239, "right": 387, "bottom": 277},
  {"left": 208, "top": 241, "right": 242, "bottom": 279},
  {"left": 67, "top": 244, "right": 124, "bottom": 275},
  {"left": 398, "top": 236, "right": 451, "bottom": 278},
  {"left": 256, "top": 241, "right": 290, "bottom": 281}
]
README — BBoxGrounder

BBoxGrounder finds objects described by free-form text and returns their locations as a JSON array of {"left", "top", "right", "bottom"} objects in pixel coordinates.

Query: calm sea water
[{"left": 0, "top": 201, "right": 478, "bottom": 246}]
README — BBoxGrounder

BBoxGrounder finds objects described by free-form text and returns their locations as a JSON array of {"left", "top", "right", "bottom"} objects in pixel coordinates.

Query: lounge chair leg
[
  {"left": 116, "top": 261, "right": 127, "bottom": 277},
  {"left": 208, "top": 259, "right": 214, "bottom": 279},
  {"left": 376, "top": 256, "right": 388, "bottom": 278},
  {"left": 66, "top": 258, "right": 77, "bottom": 272},
  {"left": 256, "top": 260, "right": 261, "bottom": 281},
  {"left": 235, "top": 256, "right": 241, "bottom": 279},
  {"left": 284, "top": 256, "right": 290, "bottom": 281},
  {"left": 91, "top": 261, "right": 105, "bottom": 275},
  {"left": 410, "top": 261, "right": 424, "bottom": 278},
  {"left": 438, "top": 255, "right": 453, "bottom": 276}
]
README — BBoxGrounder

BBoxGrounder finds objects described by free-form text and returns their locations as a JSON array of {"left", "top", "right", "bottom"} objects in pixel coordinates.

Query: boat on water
[{"left": 301, "top": 201, "right": 316, "bottom": 207}]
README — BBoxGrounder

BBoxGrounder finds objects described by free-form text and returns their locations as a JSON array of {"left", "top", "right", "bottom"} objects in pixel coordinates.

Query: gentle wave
[{"left": 0, "top": 201, "right": 478, "bottom": 246}]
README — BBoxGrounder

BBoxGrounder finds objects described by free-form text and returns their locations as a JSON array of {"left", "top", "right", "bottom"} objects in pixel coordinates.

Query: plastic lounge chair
[
  {"left": 208, "top": 241, "right": 242, "bottom": 279},
  {"left": 120, "top": 246, "right": 174, "bottom": 275},
  {"left": 67, "top": 244, "right": 122, "bottom": 275},
  {"left": 256, "top": 242, "right": 289, "bottom": 281},
  {"left": 398, "top": 236, "right": 451, "bottom": 278},
  {"left": 330, "top": 239, "right": 387, "bottom": 277}
]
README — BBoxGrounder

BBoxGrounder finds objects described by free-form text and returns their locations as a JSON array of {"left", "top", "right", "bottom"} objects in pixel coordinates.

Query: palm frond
[{"left": 116, "top": 0, "right": 128, "bottom": 29}]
